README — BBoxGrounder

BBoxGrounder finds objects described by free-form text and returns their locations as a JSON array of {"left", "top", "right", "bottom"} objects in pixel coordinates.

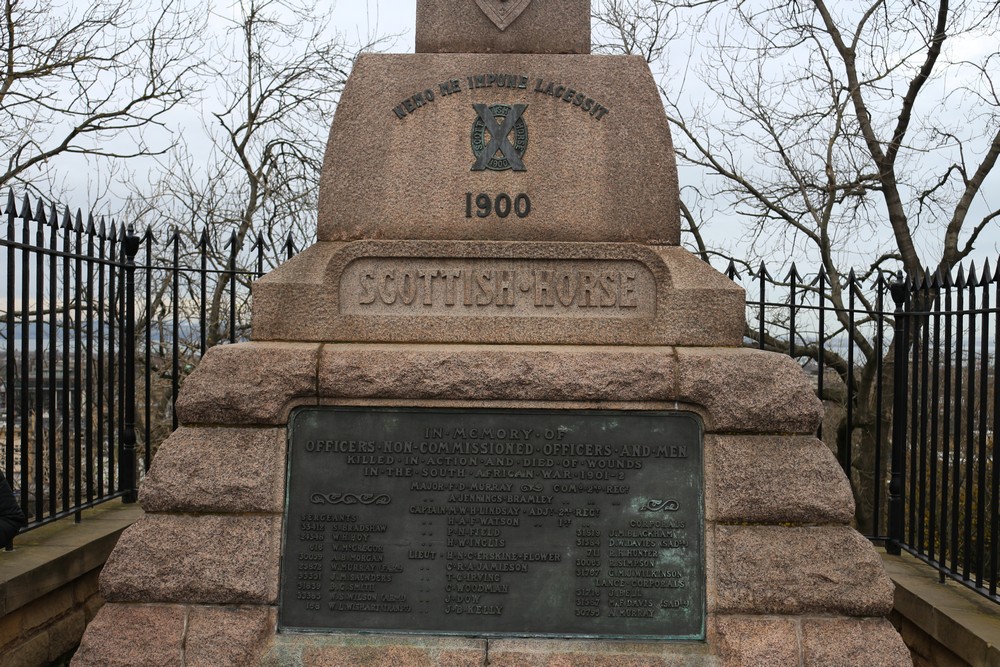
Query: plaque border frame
[{"left": 278, "top": 406, "right": 706, "bottom": 642}]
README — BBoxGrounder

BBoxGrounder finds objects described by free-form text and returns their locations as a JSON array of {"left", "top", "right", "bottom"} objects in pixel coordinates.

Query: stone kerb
[{"left": 74, "top": 340, "right": 909, "bottom": 666}]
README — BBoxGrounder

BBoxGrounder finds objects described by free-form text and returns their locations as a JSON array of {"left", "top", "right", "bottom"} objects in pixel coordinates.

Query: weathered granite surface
[
  {"left": 73, "top": 604, "right": 186, "bottom": 667},
  {"left": 318, "top": 54, "right": 679, "bottom": 245},
  {"left": 252, "top": 242, "right": 745, "bottom": 346},
  {"left": 262, "top": 635, "right": 487, "bottom": 667},
  {"left": 186, "top": 606, "right": 276, "bottom": 667},
  {"left": 706, "top": 434, "right": 855, "bottom": 524},
  {"left": 100, "top": 514, "right": 281, "bottom": 605},
  {"left": 174, "top": 342, "right": 319, "bottom": 426},
  {"left": 140, "top": 427, "right": 286, "bottom": 513},
  {"left": 318, "top": 344, "right": 676, "bottom": 402},
  {"left": 714, "top": 616, "right": 800, "bottom": 667},
  {"left": 74, "top": 603, "right": 275, "bottom": 667},
  {"left": 676, "top": 347, "right": 824, "bottom": 434},
  {"left": 802, "top": 617, "right": 912, "bottom": 666},
  {"left": 715, "top": 525, "right": 895, "bottom": 616},
  {"left": 416, "top": 0, "right": 591, "bottom": 54}
]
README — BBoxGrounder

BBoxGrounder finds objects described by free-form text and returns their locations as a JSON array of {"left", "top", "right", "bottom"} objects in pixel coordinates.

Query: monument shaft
[{"left": 72, "top": 1, "right": 913, "bottom": 665}]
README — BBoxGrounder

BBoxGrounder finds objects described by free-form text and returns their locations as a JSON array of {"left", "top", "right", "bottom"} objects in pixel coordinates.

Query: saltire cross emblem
[{"left": 470, "top": 103, "right": 529, "bottom": 172}]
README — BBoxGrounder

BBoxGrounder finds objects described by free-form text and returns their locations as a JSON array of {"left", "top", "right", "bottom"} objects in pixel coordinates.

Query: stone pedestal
[
  {"left": 73, "top": 2, "right": 911, "bottom": 665},
  {"left": 74, "top": 342, "right": 910, "bottom": 666}
]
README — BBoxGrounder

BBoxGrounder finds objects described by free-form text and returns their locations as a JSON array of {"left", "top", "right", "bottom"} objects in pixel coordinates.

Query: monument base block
[{"left": 74, "top": 342, "right": 910, "bottom": 666}]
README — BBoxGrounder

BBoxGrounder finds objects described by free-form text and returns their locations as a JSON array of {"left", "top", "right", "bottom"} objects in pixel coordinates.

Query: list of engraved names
[{"left": 280, "top": 408, "right": 705, "bottom": 639}]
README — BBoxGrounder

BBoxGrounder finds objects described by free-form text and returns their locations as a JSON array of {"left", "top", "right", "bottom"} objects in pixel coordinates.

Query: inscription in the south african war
[
  {"left": 340, "top": 258, "right": 655, "bottom": 317},
  {"left": 280, "top": 408, "right": 705, "bottom": 639}
]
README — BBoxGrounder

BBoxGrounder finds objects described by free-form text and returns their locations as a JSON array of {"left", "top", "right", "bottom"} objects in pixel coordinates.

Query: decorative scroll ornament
[
  {"left": 474, "top": 0, "right": 531, "bottom": 31},
  {"left": 640, "top": 499, "right": 680, "bottom": 512},
  {"left": 310, "top": 492, "right": 391, "bottom": 506}
]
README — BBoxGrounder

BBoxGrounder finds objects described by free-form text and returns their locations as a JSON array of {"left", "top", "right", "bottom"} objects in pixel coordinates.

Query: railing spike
[
  {"left": 919, "top": 267, "right": 931, "bottom": 290},
  {"left": 980, "top": 259, "right": 992, "bottom": 286},
  {"left": 99, "top": 216, "right": 107, "bottom": 239},
  {"left": 198, "top": 229, "right": 210, "bottom": 250},
  {"left": 34, "top": 201, "right": 48, "bottom": 226},
  {"left": 784, "top": 262, "right": 801, "bottom": 283},
  {"left": 164, "top": 225, "right": 183, "bottom": 248},
  {"left": 49, "top": 202, "right": 59, "bottom": 229},
  {"left": 955, "top": 264, "right": 966, "bottom": 289},
  {"left": 62, "top": 205, "right": 72, "bottom": 231},
  {"left": 3, "top": 189, "right": 15, "bottom": 217},
  {"left": 74, "top": 209, "right": 84, "bottom": 233},
  {"left": 756, "top": 261, "right": 772, "bottom": 281},
  {"left": 20, "top": 194, "right": 32, "bottom": 222},
  {"left": 282, "top": 232, "right": 297, "bottom": 260},
  {"left": 941, "top": 265, "right": 953, "bottom": 288},
  {"left": 724, "top": 259, "right": 740, "bottom": 281},
  {"left": 930, "top": 267, "right": 944, "bottom": 289}
]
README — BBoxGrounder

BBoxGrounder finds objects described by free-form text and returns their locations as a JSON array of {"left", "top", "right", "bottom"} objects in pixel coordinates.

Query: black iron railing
[
  {"left": 2, "top": 189, "right": 998, "bottom": 605},
  {"left": 0, "top": 191, "right": 290, "bottom": 533},
  {"left": 887, "top": 267, "right": 1000, "bottom": 602},
  {"left": 724, "top": 258, "right": 1000, "bottom": 604},
  {"left": 1, "top": 192, "right": 137, "bottom": 529}
]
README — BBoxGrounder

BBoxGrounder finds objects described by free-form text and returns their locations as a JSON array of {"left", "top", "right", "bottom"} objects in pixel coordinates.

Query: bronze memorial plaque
[{"left": 280, "top": 407, "right": 704, "bottom": 639}]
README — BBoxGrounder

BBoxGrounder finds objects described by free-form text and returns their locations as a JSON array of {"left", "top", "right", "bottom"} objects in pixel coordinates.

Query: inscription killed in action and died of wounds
[{"left": 280, "top": 408, "right": 704, "bottom": 639}]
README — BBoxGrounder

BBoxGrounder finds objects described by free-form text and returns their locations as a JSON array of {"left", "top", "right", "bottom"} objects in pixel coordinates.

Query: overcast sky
[
  {"left": 43, "top": 0, "right": 1000, "bottom": 270},
  {"left": 331, "top": 0, "right": 416, "bottom": 53}
]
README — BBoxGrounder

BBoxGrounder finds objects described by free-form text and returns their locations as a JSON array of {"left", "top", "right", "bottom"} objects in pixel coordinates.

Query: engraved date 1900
[{"left": 465, "top": 192, "right": 531, "bottom": 219}]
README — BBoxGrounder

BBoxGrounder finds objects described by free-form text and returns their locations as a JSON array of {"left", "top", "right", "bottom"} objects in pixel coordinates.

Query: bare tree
[
  {"left": 0, "top": 0, "right": 204, "bottom": 193},
  {"left": 595, "top": 0, "right": 1000, "bottom": 530},
  {"left": 129, "top": 0, "right": 383, "bottom": 347}
]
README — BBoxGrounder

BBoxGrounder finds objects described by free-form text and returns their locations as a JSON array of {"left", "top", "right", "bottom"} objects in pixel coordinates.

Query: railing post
[
  {"left": 887, "top": 272, "right": 909, "bottom": 555},
  {"left": 120, "top": 225, "right": 141, "bottom": 503}
]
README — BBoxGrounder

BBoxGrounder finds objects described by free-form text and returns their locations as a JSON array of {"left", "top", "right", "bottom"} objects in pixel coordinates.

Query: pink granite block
[
  {"left": 185, "top": 605, "right": 276, "bottom": 667},
  {"left": 71, "top": 603, "right": 185, "bottom": 667},
  {"left": 319, "top": 344, "right": 675, "bottom": 402},
  {"left": 100, "top": 514, "right": 280, "bottom": 605},
  {"left": 486, "top": 638, "right": 711, "bottom": 666},
  {"left": 677, "top": 348, "right": 823, "bottom": 434},
  {"left": 802, "top": 617, "right": 913, "bottom": 666},
  {"left": 318, "top": 54, "right": 679, "bottom": 245},
  {"left": 140, "top": 427, "right": 286, "bottom": 513},
  {"left": 713, "top": 615, "right": 800, "bottom": 667},
  {"left": 715, "top": 525, "right": 895, "bottom": 616},
  {"left": 416, "top": 0, "right": 591, "bottom": 54},
  {"left": 706, "top": 435, "right": 854, "bottom": 524},
  {"left": 174, "top": 342, "right": 319, "bottom": 426}
]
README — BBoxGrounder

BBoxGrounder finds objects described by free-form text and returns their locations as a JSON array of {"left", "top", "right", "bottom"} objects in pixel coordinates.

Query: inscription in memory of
[
  {"left": 280, "top": 408, "right": 705, "bottom": 639},
  {"left": 340, "top": 258, "right": 656, "bottom": 317}
]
